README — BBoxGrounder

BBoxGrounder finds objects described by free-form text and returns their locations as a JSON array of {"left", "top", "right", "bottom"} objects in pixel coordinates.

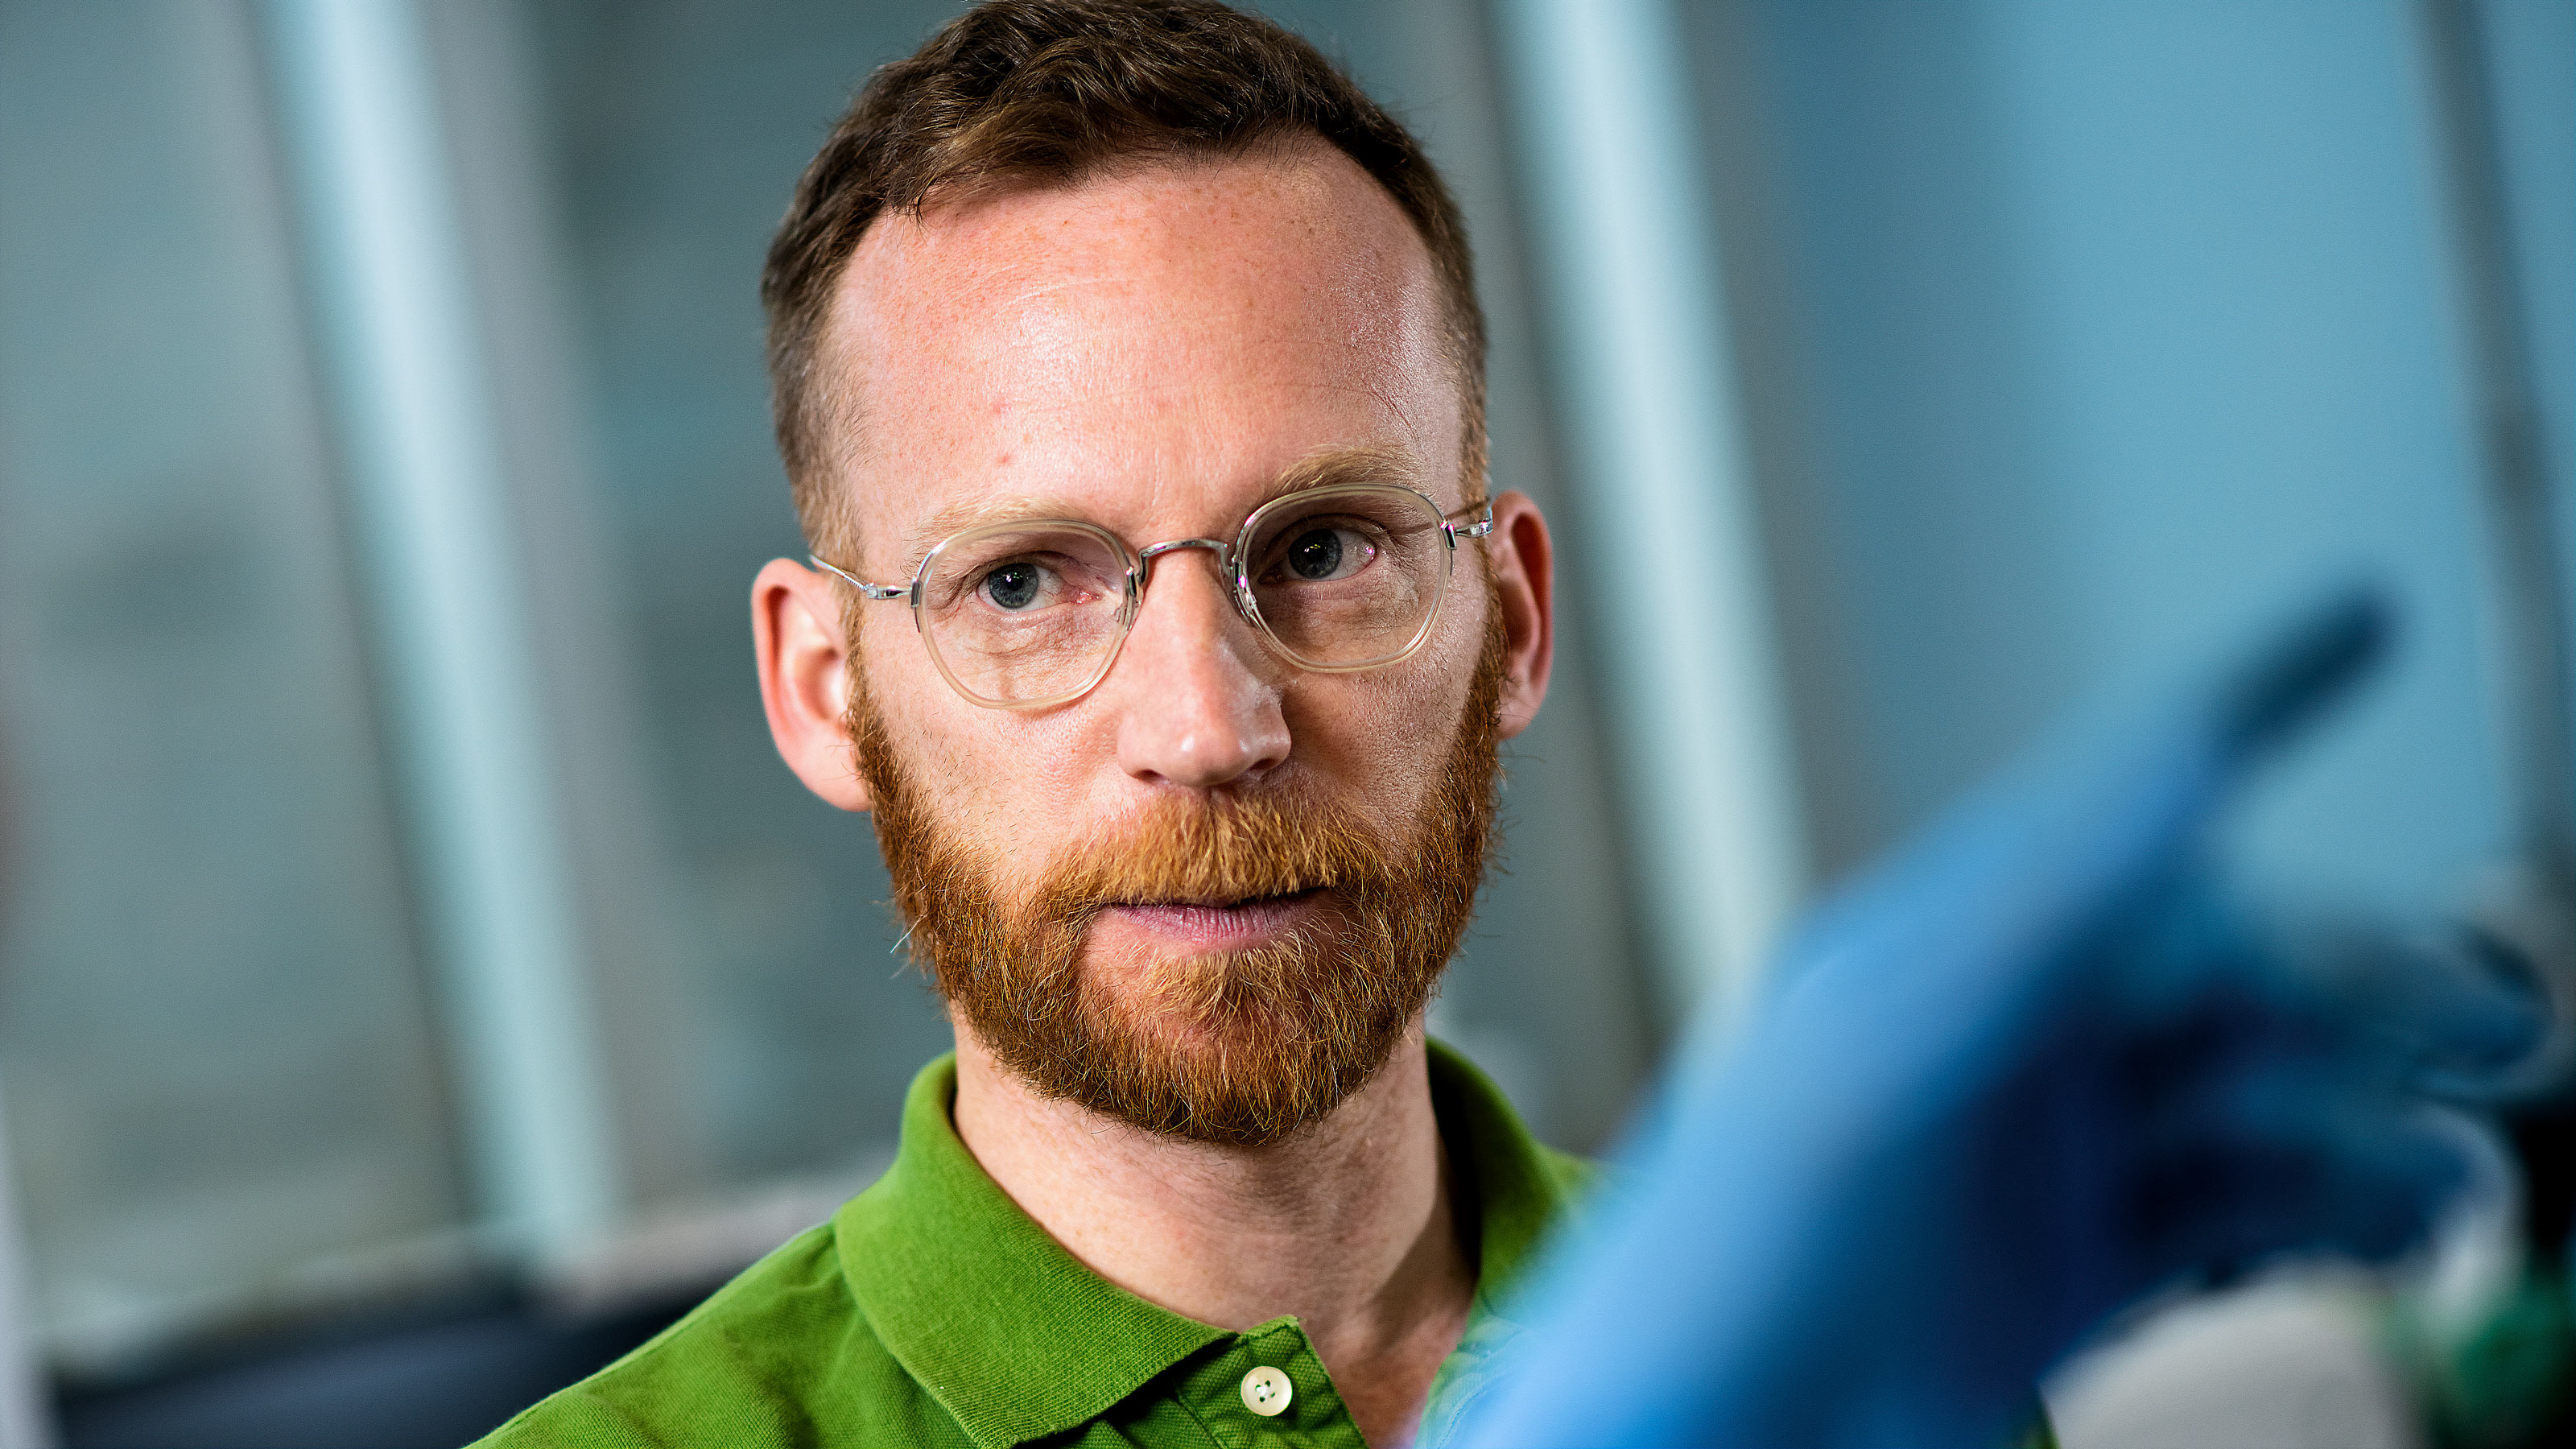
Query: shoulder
[
  {"left": 1537, "top": 1143, "right": 1604, "bottom": 1202},
  {"left": 470, "top": 1221, "right": 972, "bottom": 1449}
]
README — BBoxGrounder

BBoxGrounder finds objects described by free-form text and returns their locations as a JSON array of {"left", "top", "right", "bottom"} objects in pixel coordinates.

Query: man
[
  {"left": 475, "top": 2, "right": 2533, "bottom": 1443},
  {"left": 482, "top": 2, "right": 1575, "bottom": 1444}
]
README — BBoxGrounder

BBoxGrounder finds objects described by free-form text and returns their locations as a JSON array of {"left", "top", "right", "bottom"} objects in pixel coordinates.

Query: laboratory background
[{"left": 0, "top": 0, "right": 2568, "bottom": 1444}]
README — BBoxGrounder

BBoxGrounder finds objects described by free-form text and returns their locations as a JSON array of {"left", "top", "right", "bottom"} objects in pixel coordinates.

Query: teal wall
[{"left": 1701, "top": 0, "right": 2572, "bottom": 920}]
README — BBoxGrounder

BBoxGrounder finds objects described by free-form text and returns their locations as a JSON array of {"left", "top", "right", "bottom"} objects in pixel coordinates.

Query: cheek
[
  {"left": 1287, "top": 597, "right": 1487, "bottom": 822},
  {"left": 867, "top": 644, "right": 1108, "bottom": 865},
  {"left": 855, "top": 616, "right": 984, "bottom": 796}
]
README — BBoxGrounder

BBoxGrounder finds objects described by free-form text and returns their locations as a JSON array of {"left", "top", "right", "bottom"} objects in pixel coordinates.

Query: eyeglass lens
[
  {"left": 916, "top": 485, "right": 1451, "bottom": 707},
  {"left": 919, "top": 522, "right": 1132, "bottom": 705},
  {"left": 1241, "top": 485, "right": 1447, "bottom": 667}
]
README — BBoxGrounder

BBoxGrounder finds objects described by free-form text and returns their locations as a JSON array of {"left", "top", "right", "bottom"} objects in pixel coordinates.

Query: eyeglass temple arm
[
  {"left": 808, "top": 555, "right": 910, "bottom": 601},
  {"left": 1447, "top": 500, "right": 1496, "bottom": 540}
]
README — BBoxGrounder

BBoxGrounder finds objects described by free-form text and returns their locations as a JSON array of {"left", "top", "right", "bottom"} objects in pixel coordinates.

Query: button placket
[{"left": 1180, "top": 1319, "right": 1369, "bottom": 1448}]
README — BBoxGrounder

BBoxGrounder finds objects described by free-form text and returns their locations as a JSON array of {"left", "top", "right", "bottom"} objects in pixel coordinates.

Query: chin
[{"left": 1088, "top": 956, "right": 1309, "bottom": 1048}]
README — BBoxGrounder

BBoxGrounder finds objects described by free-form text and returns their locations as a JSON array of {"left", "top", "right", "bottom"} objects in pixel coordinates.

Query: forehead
[{"left": 819, "top": 142, "right": 1459, "bottom": 559}]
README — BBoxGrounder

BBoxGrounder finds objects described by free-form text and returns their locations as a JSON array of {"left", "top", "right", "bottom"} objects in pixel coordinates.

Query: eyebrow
[
  {"left": 896, "top": 494, "right": 1090, "bottom": 567},
  {"left": 888, "top": 444, "right": 1435, "bottom": 570},
  {"left": 1266, "top": 443, "right": 1425, "bottom": 499}
]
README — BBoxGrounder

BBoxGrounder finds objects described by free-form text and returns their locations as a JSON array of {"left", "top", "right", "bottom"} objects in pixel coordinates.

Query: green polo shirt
[{"left": 476, "top": 1040, "right": 1592, "bottom": 1447}]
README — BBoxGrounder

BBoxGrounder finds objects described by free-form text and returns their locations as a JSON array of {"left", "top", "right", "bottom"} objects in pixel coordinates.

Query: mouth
[{"left": 1096, "top": 887, "right": 1329, "bottom": 949}]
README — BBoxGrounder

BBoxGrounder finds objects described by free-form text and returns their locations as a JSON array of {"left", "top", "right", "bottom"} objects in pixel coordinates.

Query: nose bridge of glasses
[
  {"left": 1134, "top": 536, "right": 1259, "bottom": 626},
  {"left": 1136, "top": 536, "right": 1232, "bottom": 567}
]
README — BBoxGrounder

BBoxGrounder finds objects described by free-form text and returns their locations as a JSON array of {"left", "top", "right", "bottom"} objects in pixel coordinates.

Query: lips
[{"left": 1096, "top": 887, "right": 1327, "bottom": 949}]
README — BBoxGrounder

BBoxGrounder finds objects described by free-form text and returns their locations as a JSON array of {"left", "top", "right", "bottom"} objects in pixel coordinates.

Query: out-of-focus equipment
[
  {"left": 2418, "top": 0, "right": 2574, "bottom": 938},
  {"left": 2404, "top": 2, "right": 2576, "bottom": 1443},
  {"left": 1443, "top": 590, "right": 2560, "bottom": 1447}
]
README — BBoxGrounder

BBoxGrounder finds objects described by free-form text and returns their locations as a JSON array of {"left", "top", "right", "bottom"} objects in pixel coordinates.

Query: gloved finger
[
  {"left": 2203, "top": 584, "right": 2392, "bottom": 775},
  {"left": 2128, "top": 1047, "right": 2471, "bottom": 1270},
  {"left": 2095, "top": 886, "right": 2547, "bottom": 1094},
  {"left": 2282, "top": 920, "right": 2552, "bottom": 1094}
]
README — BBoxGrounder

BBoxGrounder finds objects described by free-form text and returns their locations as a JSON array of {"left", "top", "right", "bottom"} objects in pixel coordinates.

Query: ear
[
  {"left": 1484, "top": 491, "right": 1555, "bottom": 739},
  {"left": 753, "top": 557, "right": 873, "bottom": 811}
]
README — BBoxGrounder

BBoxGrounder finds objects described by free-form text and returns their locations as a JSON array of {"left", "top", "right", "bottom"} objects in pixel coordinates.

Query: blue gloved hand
[{"left": 1450, "top": 591, "right": 2544, "bottom": 1447}]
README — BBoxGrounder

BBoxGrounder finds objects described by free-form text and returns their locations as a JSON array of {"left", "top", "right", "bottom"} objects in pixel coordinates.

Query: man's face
[{"left": 759, "top": 142, "right": 1550, "bottom": 1141}]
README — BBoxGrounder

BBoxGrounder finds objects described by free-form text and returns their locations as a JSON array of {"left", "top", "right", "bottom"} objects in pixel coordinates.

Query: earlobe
[
  {"left": 752, "top": 557, "right": 874, "bottom": 812},
  {"left": 1486, "top": 492, "right": 1556, "bottom": 740}
]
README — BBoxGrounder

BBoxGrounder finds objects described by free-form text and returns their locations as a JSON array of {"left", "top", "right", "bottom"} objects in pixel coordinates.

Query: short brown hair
[{"left": 761, "top": 0, "right": 1487, "bottom": 561}]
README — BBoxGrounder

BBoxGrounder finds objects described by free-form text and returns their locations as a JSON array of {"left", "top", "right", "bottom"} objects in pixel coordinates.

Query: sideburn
[{"left": 847, "top": 609, "right": 1506, "bottom": 1146}]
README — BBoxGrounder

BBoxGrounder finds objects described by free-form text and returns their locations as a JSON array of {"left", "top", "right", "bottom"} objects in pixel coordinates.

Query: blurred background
[{"left": 0, "top": 0, "right": 2565, "bottom": 1443}]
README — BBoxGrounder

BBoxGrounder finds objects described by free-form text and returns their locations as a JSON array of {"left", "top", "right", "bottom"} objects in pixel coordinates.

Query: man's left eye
[
  {"left": 1279, "top": 526, "right": 1373, "bottom": 582},
  {"left": 981, "top": 562, "right": 1047, "bottom": 609}
]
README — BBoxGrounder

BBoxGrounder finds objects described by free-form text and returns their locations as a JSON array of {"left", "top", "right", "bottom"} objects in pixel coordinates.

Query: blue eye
[
  {"left": 982, "top": 563, "right": 1042, "bottom": 609},
  {"left": 1287, "top": 528, "right": 1344, "bottom": 580}
]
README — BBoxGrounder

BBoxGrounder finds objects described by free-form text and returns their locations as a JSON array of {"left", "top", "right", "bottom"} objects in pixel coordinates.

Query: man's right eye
[{"left": 980, "top": 562, "right": 1045, "bottom": 610}]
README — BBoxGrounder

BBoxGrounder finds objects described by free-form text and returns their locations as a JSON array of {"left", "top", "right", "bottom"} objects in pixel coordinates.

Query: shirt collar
[{"left": 836, "top": 1040, "right": 1582, "bottom": 1449}]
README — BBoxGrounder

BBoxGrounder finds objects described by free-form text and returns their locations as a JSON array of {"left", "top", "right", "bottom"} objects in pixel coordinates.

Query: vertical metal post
[
  {"left": 260, "top": 0, "right": 618, "bottom": 1266},
  {"left": 2417, "top": 0, "right": 2575, "bottom": 891},
  {"left": 1492, "top": 0, "right": 1809, "bottom": 1022}
]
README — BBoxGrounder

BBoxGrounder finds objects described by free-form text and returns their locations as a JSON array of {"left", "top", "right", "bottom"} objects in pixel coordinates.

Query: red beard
[{"left": 848, "top": 617, "right": 1503, "bottom": 1146}]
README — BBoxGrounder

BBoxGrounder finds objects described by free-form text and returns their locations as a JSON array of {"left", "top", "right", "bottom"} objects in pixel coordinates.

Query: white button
[{"left": 1240, "top": 1364, "right": 1293, "bottom": 1417}]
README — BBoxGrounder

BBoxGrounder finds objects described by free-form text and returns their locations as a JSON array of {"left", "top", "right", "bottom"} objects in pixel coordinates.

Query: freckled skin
[
  {"left": 750, "top": 141, "right": 1557, "bottom": 1449},
  {"left": 827, "top": 151, "right": 1480, "bottom": 901}
]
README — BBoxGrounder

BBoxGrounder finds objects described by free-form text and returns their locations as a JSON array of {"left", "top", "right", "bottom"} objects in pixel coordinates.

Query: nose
[{"left": 1108, "top": 548, "right": 1291, "bottom": 789}]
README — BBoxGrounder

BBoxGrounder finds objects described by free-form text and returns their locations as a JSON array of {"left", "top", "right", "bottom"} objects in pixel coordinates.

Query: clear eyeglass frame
[{"left": 811, "top": 481, "right": 1496, "bottom": 711}]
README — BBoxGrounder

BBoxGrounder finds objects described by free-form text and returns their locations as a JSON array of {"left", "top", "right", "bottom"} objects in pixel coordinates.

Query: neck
[{"left": 951, "top": 1018, "right": 1472, "bottom": 1449}]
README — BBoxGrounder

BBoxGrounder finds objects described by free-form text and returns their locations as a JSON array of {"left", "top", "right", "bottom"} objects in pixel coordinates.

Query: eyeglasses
[{"left": 812, "top": 482, "right": 1495, "bottom": 710}]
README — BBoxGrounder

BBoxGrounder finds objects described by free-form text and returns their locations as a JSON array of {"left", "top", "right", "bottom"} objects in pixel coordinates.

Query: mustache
[{"left": 1027, "top": 791, "right": 1402, "bottom": 927}]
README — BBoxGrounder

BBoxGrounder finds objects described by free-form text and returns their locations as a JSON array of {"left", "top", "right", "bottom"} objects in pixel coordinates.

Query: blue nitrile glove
[{"left": 1450, "top": 591, "right": 2544, "bottom": 1448}]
